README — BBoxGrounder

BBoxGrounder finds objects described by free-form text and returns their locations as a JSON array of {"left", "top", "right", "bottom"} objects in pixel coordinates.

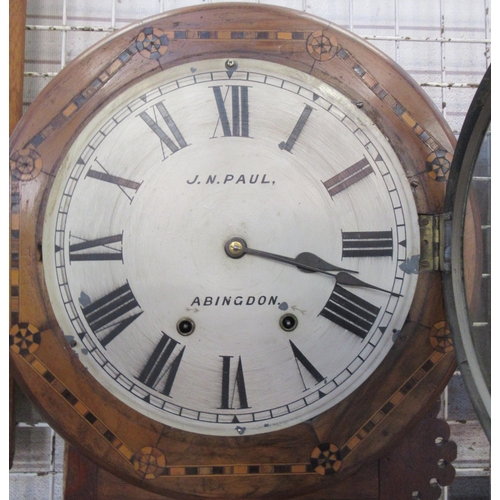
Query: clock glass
[{"left": 42, "top": 58, "right": 420, "bottom": 436}]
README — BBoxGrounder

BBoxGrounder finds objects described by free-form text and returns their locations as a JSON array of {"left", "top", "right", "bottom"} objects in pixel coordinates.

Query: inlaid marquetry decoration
[
  {"left": 9, "top": 323, "right": 41, "bottom": 357},
  {"left": 426, "top": 150, "right": 454, "bottom": 182},
  {"left": 132, "top": 447, "right": 167, "bottom": 479},
  {"left": 306, "top": 30, "right": 339, "bottom": 61},
  {"left": 10, "top": 5, "right": 473, "bottom": 498},
  {"left": 430, "top": 321, "right": 454, "bottom": 353},
  {"left": 136, "top": 28, "right": 169, "bottom": 60},
  {"left": 311, "top": 443, "right": 343, "bottom": 476},
  {"left": 334, "top": 46, "right": 453, "bottom": 177},
  {"left": 138, "top": 460, "right": 317, "bottom": 478},
  {"left": 10, "top": 147, "right": 42, "bottom": 181}
]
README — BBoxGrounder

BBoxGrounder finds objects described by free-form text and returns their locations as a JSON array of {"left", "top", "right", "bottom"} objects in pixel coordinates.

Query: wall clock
[{"left": 10, "top": 4, "right": 477, "bottom": 498}]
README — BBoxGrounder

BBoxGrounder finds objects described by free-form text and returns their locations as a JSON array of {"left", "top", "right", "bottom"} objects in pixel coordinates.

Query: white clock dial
[{"left": 43, "top": 58, "right": 420, "bottom": 436}]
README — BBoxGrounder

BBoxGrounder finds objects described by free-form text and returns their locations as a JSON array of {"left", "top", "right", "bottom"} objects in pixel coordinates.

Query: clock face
[{"left": 42, "top": 58, "right": 419, "bottom": 436}]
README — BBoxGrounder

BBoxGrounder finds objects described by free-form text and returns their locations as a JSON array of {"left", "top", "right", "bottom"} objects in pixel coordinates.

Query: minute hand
[{"left": 334, "top": 272, "right": 402, "bottom": 297}]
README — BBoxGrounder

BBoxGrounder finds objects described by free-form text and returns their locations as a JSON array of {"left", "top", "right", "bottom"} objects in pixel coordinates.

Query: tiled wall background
[{"left": 10, "top": 0, "right": 491, "bottom": 499}]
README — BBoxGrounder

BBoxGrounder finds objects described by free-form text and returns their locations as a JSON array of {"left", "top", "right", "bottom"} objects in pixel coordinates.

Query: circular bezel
[{"left": 443, "top": 66, "right": 491, "bottom": 441}]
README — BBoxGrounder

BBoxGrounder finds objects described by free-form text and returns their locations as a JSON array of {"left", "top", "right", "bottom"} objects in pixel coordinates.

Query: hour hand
[{"left": 224, "top": 237, "right": 357, "bottom": 275}]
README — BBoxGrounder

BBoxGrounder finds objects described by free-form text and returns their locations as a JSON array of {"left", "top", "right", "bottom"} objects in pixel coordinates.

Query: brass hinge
[{"left": 418, "top": 214, "right": 451, "bottom": 272}]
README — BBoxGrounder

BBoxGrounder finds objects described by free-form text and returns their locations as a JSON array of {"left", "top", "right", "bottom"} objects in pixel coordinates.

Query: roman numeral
[
  {"left": 289, "top": 340, "right": 324, "bottom": 389},
  {"left": 220, "top": 355, "right": 249, "bottom": 409},
  {"left": 81, "top": 283, "right": 142, "bottom": 347},
  {"left": 86, "top": 160, "right": 141, "bottom": 202},
  {"left": 137, "top": 333, "right": 185, "bottom": 397},
  {"left": 323, "top": 158, "right": 374, "bottom": 198},
  {"left": 212, "top": 86, "right": 250, "bottom": 137},
  {"left": 279, "top": 105, "right": 313, "bottom": 152},
  {"left": 319, "top": 284, "right": 380, "bottom": 339},
  {"left": 139, "top": 102, "right": 188, "bottom": 158},
  {"left": 341, "top": 230, "right": 393, "bottom": 258},
  {"left": 69, "top": 234, "right": 123, "bottom": 262}
]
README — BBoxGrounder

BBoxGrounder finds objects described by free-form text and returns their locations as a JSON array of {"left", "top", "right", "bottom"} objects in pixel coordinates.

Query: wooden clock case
[{"left": 10, "top": 4, "right": 475, "bottom": 499}]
